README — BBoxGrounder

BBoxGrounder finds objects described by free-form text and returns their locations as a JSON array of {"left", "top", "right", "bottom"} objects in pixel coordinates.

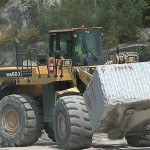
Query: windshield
[{"left": 75, "top": 29, "right": 103, "bottom": 57}]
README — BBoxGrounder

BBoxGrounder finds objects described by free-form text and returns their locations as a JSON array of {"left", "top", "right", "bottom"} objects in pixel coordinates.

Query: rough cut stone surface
[{"left": 84, "top": 62, "right": 150, "bottom": 135}]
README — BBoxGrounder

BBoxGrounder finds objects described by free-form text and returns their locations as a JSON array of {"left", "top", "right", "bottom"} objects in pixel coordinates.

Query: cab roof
[{"left": 49, "top": 27, "right": 102, "bottom": 33}]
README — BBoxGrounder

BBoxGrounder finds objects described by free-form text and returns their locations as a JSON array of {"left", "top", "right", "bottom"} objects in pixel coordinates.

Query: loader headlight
[{"left": 128, "top": 56, "right": 134, "bottom": 62}]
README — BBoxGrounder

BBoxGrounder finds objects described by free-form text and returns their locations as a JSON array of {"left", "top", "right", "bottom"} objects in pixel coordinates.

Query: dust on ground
[{"left": 0, "top": 133, "right": 150, "bottom": 150}]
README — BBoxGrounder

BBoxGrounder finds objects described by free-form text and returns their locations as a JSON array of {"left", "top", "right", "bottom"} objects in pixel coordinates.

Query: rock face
[
  {"left": 84, "top": 62, "right": 150, "bottom": 139},
  {"left": 3, "top": 0, "right": 32, "bottom": 30},
  {"left": 2, "top": 0, "right": 61, "bottom": 31},
  {"left": 141, "top": 28, "right": 150, "bottom": 43}
]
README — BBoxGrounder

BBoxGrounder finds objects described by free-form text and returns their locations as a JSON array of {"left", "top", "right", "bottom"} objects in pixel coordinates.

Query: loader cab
[{"left": 49, "top": 27, "right": 106, "bottom": 66}]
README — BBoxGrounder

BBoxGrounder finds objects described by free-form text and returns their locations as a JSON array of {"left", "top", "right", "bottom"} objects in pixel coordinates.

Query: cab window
[
  {"left": 60, "top": 33, "right": 72, "bottom": 58},
  {"left": 49, "top": 32, "right": 72, "bottom": 58}
]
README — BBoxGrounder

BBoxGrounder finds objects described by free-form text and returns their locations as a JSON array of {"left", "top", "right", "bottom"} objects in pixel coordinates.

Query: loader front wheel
[
  {"left": 54, "top": 95, "right": 93, "bottom": 150},
  {"left": 126, "top": 135, "right": 141, "bottom": 147},
  {"left": 44, "top": 123, "right": 56, "bottom": 142},
  {"left": 0, "top": 94, "right": 43, "bottom": 147}
]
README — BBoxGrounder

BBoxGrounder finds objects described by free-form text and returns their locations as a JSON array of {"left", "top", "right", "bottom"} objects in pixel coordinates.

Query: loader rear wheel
[
  {"left": 0, "top": 94, "right": 43, "bottom": 147},
  {"left": 126, "top": 135, "right": 141, "bottom": 147},
  {"left": 54, "top": 95, "right": 93, "bottom": 150}
]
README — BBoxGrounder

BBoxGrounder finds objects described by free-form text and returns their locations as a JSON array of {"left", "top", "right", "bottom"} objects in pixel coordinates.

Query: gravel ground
[{"left": 1, "top": 132, "right": 150, "bottom": 150}]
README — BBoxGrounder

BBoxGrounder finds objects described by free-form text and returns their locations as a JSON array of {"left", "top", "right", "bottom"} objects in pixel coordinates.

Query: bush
[{"left": 117, "top": 28, "right": 141, "bottom": 43}]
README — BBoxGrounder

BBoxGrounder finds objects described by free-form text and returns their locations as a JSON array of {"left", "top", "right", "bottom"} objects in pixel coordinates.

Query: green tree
[
  {"left": 6, "top": 4, "right": 22, "bottom": 28},
  {"left": 117, "top": 0, "right": 147, "bottom": 42},
  {"left": 26, "top": 0, "right": 39, "bottom": 27},
  {"left": 0, "top": 0, "right": 9, "bottom": 8},
  {"left": 59, "top": 0, "right": 95, "bottom": 28},
  {"left": 95, "top": 0, "right": 118, "bottom": 32},
  {"left": 0, "top": 0, "right": 10, "bottom": 26},
  {"left": 37, "top": 2, "right": 61, "bottom": 32},
  {"left": 96, "top": 0, "right": 147, "bottom": 44},
  {"left": 95, "top": 0, "right": 119, "bottom": 47},
  {"left": 143, "top": 0, "right": 150, "bottom": 27},
  {"left": 37, "top": 0, "right": 95, "bottom": 31}
]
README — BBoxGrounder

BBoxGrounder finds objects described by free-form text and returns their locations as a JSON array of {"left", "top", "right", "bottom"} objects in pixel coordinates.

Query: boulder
[{"left": 84, "top": 62, "right": 150, "bottom": 139}]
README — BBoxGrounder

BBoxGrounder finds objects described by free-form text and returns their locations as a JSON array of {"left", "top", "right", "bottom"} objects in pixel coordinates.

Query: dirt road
[{"left": 0, "top": 133, "right": 149, "bottom": 150}]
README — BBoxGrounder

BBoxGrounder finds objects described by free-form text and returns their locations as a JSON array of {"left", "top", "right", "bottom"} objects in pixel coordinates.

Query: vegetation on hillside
[{"left": 0, "top": 0, "right": 149, "bottom": 64}]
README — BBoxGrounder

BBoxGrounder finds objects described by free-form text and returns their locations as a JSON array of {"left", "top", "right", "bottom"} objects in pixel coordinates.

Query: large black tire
[
  {"left": 54, "top": 95, "right": 93, "bottom": 150},
  {"left": 0, "top": 94, "right": 43, "bottom": 147},
  {"left": 125, "top": 135, "right": 141, "bottom": 147},
  {"left": 126, "top": 135, "right": 150, "bottom": 147},
  {"left": 44, "top": 122, "right": 56, "bottom": 142}
]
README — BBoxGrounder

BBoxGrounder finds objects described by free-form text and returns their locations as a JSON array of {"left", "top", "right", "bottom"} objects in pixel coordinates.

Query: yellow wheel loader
[
  {"left": 0, "top": 27, "right": 147, "bottom": 149},
  {"left": 0, "top": 27, "right": 104, "bottom": 149}
]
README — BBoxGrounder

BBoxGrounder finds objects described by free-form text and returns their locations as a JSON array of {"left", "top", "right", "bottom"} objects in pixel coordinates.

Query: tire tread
[
  {"left": 0, "top": 94, "right": 43, "bottom": 147},
  {"left": 55, "top": 95, "right": 93, "bottom": 150}
]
